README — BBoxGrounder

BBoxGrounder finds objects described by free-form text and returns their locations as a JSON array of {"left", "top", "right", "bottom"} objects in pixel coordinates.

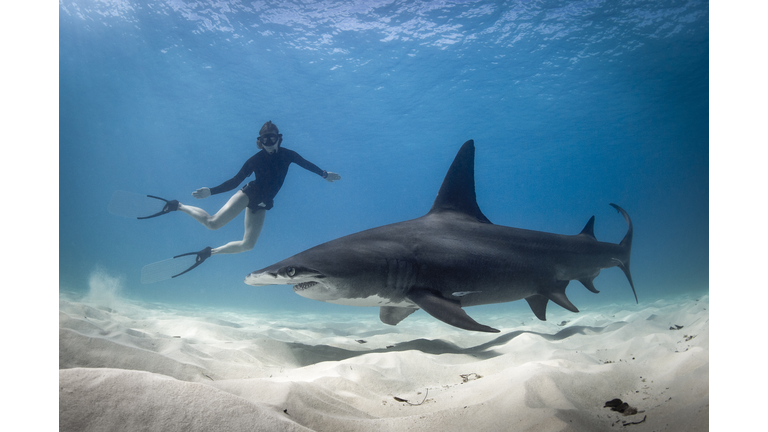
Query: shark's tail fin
[{"left": 609, "top": 203, "right": 637, "bottom": 303}]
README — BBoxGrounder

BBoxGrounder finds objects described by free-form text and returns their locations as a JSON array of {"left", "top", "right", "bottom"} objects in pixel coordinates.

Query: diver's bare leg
[
  {"left": 178, "top": 191, "right": 249, "bottom": 230},
  {"left": 212, "top": 208, "right": 266, "bottom": 255}
]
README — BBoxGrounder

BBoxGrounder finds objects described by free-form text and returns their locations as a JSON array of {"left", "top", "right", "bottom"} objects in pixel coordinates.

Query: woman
[{"left": 156, "top": 120, "right": 340, "bottom": 277}]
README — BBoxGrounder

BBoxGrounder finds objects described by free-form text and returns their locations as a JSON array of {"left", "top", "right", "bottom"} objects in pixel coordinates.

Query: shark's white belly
[{"left": 295, "top": 290, "right": 415, "bottom": 308}]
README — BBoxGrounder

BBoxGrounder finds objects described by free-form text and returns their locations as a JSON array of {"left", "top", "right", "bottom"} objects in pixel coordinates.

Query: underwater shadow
[
  {"left": 282, "top": 322, "right": 629, "bottom": 367},
  {"left": 471, "top": 322, "right": 629, "bottom": 352}
]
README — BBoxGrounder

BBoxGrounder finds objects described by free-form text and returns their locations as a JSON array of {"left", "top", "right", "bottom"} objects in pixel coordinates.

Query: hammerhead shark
[{"left": 246, "top": 140, "right": 636, "bottom": 332}]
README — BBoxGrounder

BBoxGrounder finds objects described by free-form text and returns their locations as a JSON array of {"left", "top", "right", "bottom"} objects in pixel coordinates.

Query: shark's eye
[{"left": 287, "top": 267, "right": 296, "bottom": 277}]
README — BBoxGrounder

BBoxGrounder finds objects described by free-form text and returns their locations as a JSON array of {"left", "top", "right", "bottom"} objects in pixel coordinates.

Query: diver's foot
[
  {"left": 137, "top": 196, "right": 181, "bottom": 220},
  {"left": 162, "top": 199, "right": 180, "bottom": 214},
  {"left": 197, "top": 246, "right": 212, "bottom": 262},
  {"left": 170, "top": 246, "right": 213, "bottom": 278}
]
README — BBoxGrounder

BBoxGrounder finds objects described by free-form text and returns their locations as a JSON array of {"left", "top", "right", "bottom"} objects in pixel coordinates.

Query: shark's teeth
[{"left": 294, "top": 281, "right": 319, "bottom": 291}]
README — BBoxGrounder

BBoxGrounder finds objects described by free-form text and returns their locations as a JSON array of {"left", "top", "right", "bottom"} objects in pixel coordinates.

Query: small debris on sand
[
  {"left": 604, "top": 398, "right": 640, "bottom": 416},
  {"left": 460, "top": 373, "right": 482, "bottom": 383}
]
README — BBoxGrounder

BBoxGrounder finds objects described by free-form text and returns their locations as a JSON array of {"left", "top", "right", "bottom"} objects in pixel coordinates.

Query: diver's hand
[
  {"left": 324, "top": 172, "right": 341, "bottom": 182},
  {"left": 192, "top": 187, "right": 211, "bottom": 199}
]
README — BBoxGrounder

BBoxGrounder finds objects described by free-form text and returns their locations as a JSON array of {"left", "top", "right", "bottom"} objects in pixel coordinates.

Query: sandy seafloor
[{"left": 59, "top": 289, "right": 708, "bottom": 432}]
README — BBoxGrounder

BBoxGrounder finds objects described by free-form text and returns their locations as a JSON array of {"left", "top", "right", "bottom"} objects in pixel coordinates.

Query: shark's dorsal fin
[
  {"left": 579, "top": 216, "right": 596, "bottom": 239},
  {"left": 428, "top": 140, "right": 492, "bottom": 224}
]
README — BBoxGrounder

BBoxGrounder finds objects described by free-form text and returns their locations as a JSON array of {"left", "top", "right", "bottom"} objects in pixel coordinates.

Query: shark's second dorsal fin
[{"left": 428, "top": 140, "right": 492, "bottom": 224}]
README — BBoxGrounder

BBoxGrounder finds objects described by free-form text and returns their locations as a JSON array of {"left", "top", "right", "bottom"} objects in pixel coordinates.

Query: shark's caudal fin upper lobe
[{"left": 610, "top": 203, "right": 637, "bottom": 303}]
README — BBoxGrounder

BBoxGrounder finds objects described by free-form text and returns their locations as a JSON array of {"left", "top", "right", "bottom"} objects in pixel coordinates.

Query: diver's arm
[
  {"left": 290, "top": 150, "right": 341, "bottom": 182},
  {"left": 194, "top": 157, "right": 254, "bottom": 198}
]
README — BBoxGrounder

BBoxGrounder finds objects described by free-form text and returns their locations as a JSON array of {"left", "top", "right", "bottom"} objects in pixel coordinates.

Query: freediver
[{"left": 146, "top": 120, "right": 341, "bottom": 277}]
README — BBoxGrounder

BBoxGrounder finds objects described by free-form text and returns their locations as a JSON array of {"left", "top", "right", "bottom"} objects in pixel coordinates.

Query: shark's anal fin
[
  {"left": 525, "top": 295, "right": 549, "bottom": 321},
  {"left": 407, "top": 289, "right": 500, "bottom": 333},
  {"left": 379, "top": 306, "right": 418, "bottom": 326}
]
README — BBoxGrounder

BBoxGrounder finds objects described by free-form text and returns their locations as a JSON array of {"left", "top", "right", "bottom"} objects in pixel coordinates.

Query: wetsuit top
[{"left": 209, "top": 148, "right": 325, "bottom": 202}]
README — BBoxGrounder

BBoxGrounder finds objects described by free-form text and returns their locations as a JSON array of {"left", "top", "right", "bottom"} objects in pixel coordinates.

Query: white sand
[{"left": 59, "top": 293, "right": 708, "bottom": 431}]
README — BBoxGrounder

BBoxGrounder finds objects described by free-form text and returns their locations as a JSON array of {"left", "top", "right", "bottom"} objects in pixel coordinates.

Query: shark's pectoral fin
[
  {"left": 379, "top": 306, "right": 418, "bottom": 326},
  {"left": 525, "top": 295, "right": 549, "bottom": 321},
  {"left": 407, "top": 289, "right": 500, "bottom": 333}
]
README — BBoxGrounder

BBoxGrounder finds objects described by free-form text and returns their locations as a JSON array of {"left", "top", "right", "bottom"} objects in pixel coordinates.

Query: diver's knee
[
  {"left": 205, "top": 218, "right": 225, "bottom": 230},
  {"left": 241, "top": 238, "right": 258, "bottom": 251}
]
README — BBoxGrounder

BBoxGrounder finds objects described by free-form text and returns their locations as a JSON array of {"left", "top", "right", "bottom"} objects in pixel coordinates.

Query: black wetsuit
[{"left": 209, "top": 148, "right": 326, "bottom": 211}]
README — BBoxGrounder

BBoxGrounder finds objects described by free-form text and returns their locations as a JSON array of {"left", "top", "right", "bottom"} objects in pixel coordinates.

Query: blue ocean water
[{"left": 59, "top": 1, "right": 708, "bottom": 316}]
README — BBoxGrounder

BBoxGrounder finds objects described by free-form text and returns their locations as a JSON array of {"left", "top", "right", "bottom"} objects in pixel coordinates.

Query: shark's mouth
[{"left": 294, "top": 281, "right": 319, "bottom": 291}]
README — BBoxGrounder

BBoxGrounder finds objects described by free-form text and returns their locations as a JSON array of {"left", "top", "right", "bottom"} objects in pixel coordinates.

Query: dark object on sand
[{"left": 604, "top": 398, "right": 639, "bottom": 415}]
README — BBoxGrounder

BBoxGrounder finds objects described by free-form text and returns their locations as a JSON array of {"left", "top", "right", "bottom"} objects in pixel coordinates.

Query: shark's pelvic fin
[
  {"left": 379, "top": 306, "right": 418, "bottom": 326},
  {"left": 407, "top": 289, "right": 500, "bottom": 333},
  {"left": 525, "top": 295, "right": 549, "bottom": 321},
  {"left": 579, "top": 216, "right": 596, "bottom": 239},
  {"left": 427, "top": 140, "right": 492, "bottom": 224},
  {"left": 545, "top": 280, "right": 579, "bottom": 313},
  {"left": 579, "top": 278, "right": 600, "bottom": 293}
]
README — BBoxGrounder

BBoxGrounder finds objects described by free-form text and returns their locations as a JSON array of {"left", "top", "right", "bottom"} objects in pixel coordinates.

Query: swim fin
[
  {"left": 141, "top": 247, "right": 212, "bottom": 284},
  {"left": 108, "top": 190, "right": 179, "bottom": 219}
]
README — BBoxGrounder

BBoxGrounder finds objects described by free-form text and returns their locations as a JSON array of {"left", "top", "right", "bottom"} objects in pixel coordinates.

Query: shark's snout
[{"left": 244, "top": 271, "right": 276, "bottom": 286}]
